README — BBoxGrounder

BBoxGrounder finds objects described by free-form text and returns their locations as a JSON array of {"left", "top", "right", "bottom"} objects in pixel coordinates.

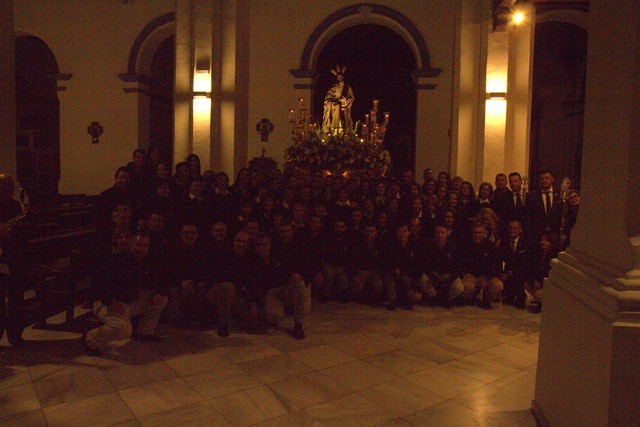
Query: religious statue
[{"left": 322, "top": 65, "right": 354, "bottom": 132}]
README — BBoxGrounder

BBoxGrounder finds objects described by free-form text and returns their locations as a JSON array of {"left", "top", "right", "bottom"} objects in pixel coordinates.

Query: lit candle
[
  {"left": 299, "top": 98, "right": 305, "bottom": 109},
  {"left": 365, "top": 113, "right": 370, "bottom": 125},
  {"left": 289, "top": 109, "right": 295, "bottom": 120},
  {"left": 384, "top": 112, "right": 390, "bottom": 125},
  {"left": 373, "top": 99, "right": 379, "bottom": 111},
  {"left": 362, "top": 123, "right": 368, "bottom": 135}
]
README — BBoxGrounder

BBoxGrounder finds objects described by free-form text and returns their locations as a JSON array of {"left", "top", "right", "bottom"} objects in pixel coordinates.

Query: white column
[
  {"left": 193, "top": 0, "right": 213, "bottom": 170},
  {"left": 233, "top": 0, "right": 250, "bottom": 174},
  {"left": 218, "top": 0, "right": 237, "bottom": 176},
  {"left": 452, "top": 0, "right": 489, "bottom": 184},
  {"left": 0, "top": 0, "right": 16, "bottom": 176},
  {"left": 482, "top": 30, "right": 508, "bottom": 183},
  {"left": 174, "top": 0, "right": 194, "bottom": 167},
  {"left": 504, "top": 2, "right": 534, "bottom": 177},
  {"left": 533, "top": 1, "right": 640, "bottom": 425}
]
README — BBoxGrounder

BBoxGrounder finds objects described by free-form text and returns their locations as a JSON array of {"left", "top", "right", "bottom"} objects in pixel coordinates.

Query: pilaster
[
  {"left": 533, "top": 0, "right": 640, "bottom": 425},
  {"left": 452, "top": 0, "right": 490, "bottom": 184},
  {"left": 174, "top": 0, "right": 194, "bottom": 166},
  {"left": 0, "top": 0, "right": 16, "bottom": 176},
  {"left": 504, "top": 2, "right": 534, "bottom": 177}
]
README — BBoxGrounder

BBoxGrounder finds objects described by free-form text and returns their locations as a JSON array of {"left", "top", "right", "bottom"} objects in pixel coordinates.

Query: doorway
[{"left": 313, "top": 24, "right": 417, "bottom": 174}]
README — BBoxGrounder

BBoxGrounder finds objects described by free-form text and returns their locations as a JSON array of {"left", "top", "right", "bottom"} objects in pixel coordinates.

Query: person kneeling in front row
[
  {"left": 82, "top": 231, "right": 167, "bottom": 356},
  {"left": 460, "top": 222, "right": 504, "bottom": 309},
  {"left": 255, "top": 233, "right": 308, "bottom": 339}
]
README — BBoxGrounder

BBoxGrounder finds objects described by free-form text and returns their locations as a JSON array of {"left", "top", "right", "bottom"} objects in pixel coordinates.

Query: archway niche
[
  {"left": 313, "top": 24, "right": 417, "bottom": 173},
  {"left": 120, "top": 13, "right": 175, "bottom": 165},
  {"left": 530, "top": 21, "right": 587, "bottom": 190},
  {"left": 148, "top": 35, "right": 175, "bottom": 166},
  {"left": 15, "top": 35, "right": 60, "bottom": 206},
  {"left": 291, "top": 4, "right": 441, "bottom": 175}
]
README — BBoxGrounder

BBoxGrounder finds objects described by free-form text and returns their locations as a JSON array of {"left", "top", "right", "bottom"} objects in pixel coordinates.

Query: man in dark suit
[
  {"left": 526, "top": 169, "right": 563, "bottom": 243},
  {"left": 495, "top": 172, "right": 527, "bottom": 226},
  {"left": 499, "top": 219, "right": 532, "bottom": 308},
  {"left": 96, "top": 167, "right": 139, "bottom": 229}
]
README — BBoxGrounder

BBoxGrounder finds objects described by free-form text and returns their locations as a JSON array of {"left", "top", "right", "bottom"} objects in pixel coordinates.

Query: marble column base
[{"left": 532, "top": 247, "right": 640, "bottom": 426}]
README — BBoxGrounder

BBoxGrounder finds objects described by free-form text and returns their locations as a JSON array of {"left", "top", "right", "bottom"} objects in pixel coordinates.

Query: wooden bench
[{"left": 29, "top": 229, "right": 96, "bottom": 330}]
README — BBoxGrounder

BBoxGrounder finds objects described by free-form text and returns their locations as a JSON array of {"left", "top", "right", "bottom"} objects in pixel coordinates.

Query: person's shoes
[
  {"left": 451, "top": 295, "right": 465, "bottom": 306},
  {"left": 477, "top": 299, "right": 492, "bottom": 310},
  {"left": 387, "top": 301, "right": 397, "bottom": 311},
  {"left": 337, "top": 292, "right": 350, "bottom": 304},
  {"left": 369, "top": 298, "right": 385, "bottom": 308},
  {"left": 292, "top": 322, "right": 305, "bottom": 340},
  {"left": 354, "top": 295, "right": 367, "bottom": 305},
  {"left": 529, "top": 303, "right": 542, "bottom": 314},
  {"left": 246, "top": 322, "right": 268, "bottom": 335},
  {"left": 8, "top": 337, "right": 26, "bottom": 348},
  {"left": 131, "top": 333, "right": 161, "bottom": 342},
  {"left": 398, "top": 301, "right": 414, "bottom": 310},
  {"left": 417, "top": 298, "right": 431, "bottom": 307},
  {"left": 514, "top": 298, "right": 526, "bottom": 309},
  {"left": 217, "top": 324, "right": 229, "bottom": 338},
  {"left": 464, "top": 298, "right": 476, "bottom": 306},
  {"left": 199, "top": 320, "right": 216, "bottom": 331},
  {"left": 155, "top": 324, "right": 169, "bottom": 336},
  {"left": 80, "top": 333, "right": 101, "bottom": 356}
]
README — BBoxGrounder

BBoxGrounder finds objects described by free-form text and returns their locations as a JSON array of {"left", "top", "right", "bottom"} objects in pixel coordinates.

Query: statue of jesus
[{"left": 322, "top": 65, "right": 354, "bottom": 132}]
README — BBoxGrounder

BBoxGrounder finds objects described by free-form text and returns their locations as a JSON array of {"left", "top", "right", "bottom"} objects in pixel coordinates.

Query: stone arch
[
  {"left": 290, "top": 3, "right": 441, "bottom": 83},
  {"left": 536, "top": 9, "right": 588, "bottom": 31},
  {"left": 14, "top": 35, "right": 62, "bottom": 205},
  {"left": 119, "top": 13, "right": 175, "bottom": 158},
  {"left": 127, "top": 12, "right": 175, "bottom": 76}
]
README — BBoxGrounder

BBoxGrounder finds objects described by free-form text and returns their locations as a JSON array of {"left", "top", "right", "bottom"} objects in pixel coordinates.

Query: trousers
[
  {"left": 265, "top": 277, "right": 310, "bottom": 324},
  {"left": 86, "top": 289, "right": 167, "bottom": 350}
]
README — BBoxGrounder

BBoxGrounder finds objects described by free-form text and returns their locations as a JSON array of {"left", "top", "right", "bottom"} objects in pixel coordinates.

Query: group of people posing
[{"left": 1, "top": 145, "right": 580, "bottom": 355}]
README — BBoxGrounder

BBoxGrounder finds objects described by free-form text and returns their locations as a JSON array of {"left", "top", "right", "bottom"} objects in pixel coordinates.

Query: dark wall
[
  {"left": 314, "top": 24, "right": 417, "bottom": 174},
  {"left": 530, "top": 22, "right": 587, "bottom": 190}
]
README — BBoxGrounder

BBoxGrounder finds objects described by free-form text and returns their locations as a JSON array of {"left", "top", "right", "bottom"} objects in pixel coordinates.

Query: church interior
[{"left": 1, "top": 0, "right": 639, "bottom": 425}]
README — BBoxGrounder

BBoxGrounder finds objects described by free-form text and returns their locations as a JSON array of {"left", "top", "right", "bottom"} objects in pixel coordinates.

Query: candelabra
[
  {"left": 288, "top": 98, "right": 390, "bottom": 145},
  {"left": 285, "top": 97, "right": 392, "bottom": 177},
  {"left": 521, "top": 175, "right": 528, "bottom": 206},
  {"left": 360, "top": 99, "right": 390, "bottom": 146}
]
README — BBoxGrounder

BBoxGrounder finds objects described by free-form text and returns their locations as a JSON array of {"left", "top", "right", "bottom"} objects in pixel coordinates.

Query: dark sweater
[
  {"left": 460, "top": 238, "right": 501, "bottom": 278},
  {"left": 95, "top": 251, "right": 166, "bottom": 305}
]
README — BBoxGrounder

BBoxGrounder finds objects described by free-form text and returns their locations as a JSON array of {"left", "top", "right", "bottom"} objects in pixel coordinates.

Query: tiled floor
[{"left": 1, "top": 302, "right": 540, "bottom": 426}]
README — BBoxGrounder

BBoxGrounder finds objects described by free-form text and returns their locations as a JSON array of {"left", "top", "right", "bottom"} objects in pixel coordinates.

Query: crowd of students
[{"left": 80, "top": 146, "right": 580, "bottom": 356}]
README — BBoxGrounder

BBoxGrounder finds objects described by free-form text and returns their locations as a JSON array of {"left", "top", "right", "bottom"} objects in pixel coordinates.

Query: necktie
[
  {"left": 516, "top": 193, "right": 522, "bottom": 208},
  {"left": 511, "top": 239, "right": 517, "bottom": 253},
  {"left": 544, "top": 192, "right": 552, "bottom": 215}
]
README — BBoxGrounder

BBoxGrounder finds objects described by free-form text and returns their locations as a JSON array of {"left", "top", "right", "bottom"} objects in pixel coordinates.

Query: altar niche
[
  {"left": 148, "top": 35, "right": 175, "bottom": 166},
  {"left": 530, "top": 22, "right": 587, "bottom": 191},
  {"left": 313, "top": 24, "right": 417, "bottom": 175},
  {"left": 15, "top": 36, "right": 60, "bottom": 207}
]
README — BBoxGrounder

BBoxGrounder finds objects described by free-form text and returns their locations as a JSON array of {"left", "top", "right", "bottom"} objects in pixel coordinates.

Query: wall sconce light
[
  {"left": 194, "top": 58, "right": 211, "bottom": 98},
  {"left": 512, "top": 12, "right": 524, "bottom": 25},
  {"left": 486, "top": 92, "right": 507, "bottom": 100}
]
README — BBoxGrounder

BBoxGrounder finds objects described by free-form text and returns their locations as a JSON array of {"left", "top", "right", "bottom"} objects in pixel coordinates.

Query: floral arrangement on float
[{"left": 284, "top": 97, "right": 391, "bottom": 177}]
